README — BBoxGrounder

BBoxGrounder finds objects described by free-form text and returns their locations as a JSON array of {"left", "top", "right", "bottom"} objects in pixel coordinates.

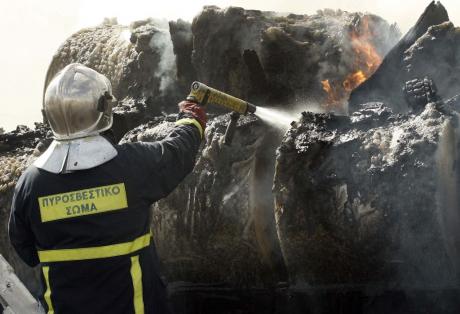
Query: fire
[
  {"left": 322, "top": 16, "right": 382, "bottom": 108},
  {"left": 321, "top": 79, "right": 342, "bottom": 106},
  {"left": 343, "top": 71, "right": 367, "bottom": 92},
  {"left": 321, "top": 79, "right": 332, "bottom": 94}
]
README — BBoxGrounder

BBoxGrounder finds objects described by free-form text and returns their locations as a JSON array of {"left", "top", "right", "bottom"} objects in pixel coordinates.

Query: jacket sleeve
[
  {"left": 8, "top": 176, "right": 40, "bottom": 267},
  {"left": 134, "top": 121, "right": 202, "bottom": 202}
]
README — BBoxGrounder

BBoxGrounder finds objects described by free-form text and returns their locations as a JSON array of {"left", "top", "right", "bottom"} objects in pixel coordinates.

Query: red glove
[{"left": 178, "top": 101, "right": 207, "bottom": 131}]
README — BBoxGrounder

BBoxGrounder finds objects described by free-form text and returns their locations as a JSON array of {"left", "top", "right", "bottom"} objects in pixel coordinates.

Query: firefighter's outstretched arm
[{"left": 133, "top": 100, "right": 206, "bottom": 202}]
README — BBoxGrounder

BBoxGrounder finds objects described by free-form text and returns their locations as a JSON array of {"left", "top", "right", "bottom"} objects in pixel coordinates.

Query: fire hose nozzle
[
  {"left": 246, "top": 102, "right": 257, "bottom": 114},
  {"left": 187, "top": 81, "right": 257, "bottom": 115}
]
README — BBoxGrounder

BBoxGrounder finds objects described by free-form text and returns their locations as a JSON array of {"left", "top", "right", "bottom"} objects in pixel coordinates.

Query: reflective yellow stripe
[
  {"left": 130, "top": 255, "right": 145, "bottom": 314},
  {"left": 176, "top": 118, "right": 204, "bottom": 138},
  {"left": 42, "top": 266, "right": 54, "bottom": 314},
  {"left": 39, "top": 183, "right": 128, "bottom": 222},
  {"left": 38, "top": 233, "right": 151, "bottom": 263}
]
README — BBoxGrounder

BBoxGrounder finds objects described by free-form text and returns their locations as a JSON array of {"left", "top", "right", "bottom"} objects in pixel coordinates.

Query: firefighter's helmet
[{"left": 44, "top": 63, "right": 115, "bottom": 140}]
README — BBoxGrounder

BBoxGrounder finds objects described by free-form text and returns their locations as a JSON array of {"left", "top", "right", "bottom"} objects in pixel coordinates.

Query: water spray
[{"left": 187, "top": 82, "right": 298, "bottom": 144}]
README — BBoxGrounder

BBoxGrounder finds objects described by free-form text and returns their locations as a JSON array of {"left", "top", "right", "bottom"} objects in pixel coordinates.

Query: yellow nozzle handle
[{"left": 188, "top": 81, "right": 256, "bottom": 115}]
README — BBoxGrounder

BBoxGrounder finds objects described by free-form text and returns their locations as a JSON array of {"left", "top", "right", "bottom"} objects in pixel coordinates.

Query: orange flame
[
  {"left": 343, "top": 70, "right": 367, "bottom": 92},
  {"left": 322, "top": 16, "right": 382, "bottom": 108},
  {"left": 321, "top": 79, "right": 332, "bottom": 94},
  {"left": 321, "top": 79, "right": 342, "bottom": 106}
]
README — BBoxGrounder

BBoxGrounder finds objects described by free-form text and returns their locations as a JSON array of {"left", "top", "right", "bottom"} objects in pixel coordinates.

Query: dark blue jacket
[{"left": 9, "top": 123, "right": 202, "bottom": 314}]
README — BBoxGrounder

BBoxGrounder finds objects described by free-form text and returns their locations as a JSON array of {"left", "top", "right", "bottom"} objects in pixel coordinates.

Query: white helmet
[
  {"left": 44, "top": 63, "right": 115, "bottom": 140},
  {"left": 35, "top": 63, "right": 118, "bottom": 174}
]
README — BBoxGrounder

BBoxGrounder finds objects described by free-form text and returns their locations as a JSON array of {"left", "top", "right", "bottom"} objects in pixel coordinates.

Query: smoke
[
  {"left": 120, "top": 29, "right": 132, "bottom": 43},
  {"left": 149, "top": 27, "right": 177, "bottom": 94},
  {"left": 255, "top": 102, "right": 329, "bottom": 131}
]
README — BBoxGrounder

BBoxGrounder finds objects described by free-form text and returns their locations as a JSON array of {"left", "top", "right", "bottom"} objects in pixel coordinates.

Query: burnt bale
[
  {"left": 274, "top": 103, "right": 460, "bottom": 288},
  {"left": 192, "top": 7, "right": 399, "bottom": 110},
  {"left": 44, "top": 19, "right": 181, "bottom": 136}
]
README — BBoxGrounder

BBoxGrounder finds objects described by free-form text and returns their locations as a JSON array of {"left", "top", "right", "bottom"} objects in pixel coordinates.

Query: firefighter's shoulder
[{"left": 13, "top": 164, "right": 41, "bottom": 193}]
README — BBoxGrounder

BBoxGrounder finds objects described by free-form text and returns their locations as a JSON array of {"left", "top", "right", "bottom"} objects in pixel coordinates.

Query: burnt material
[
  {"left": 404, "top": 77, "right": 440, "bottom": 111},
  {"left": 169, "top": 19, "right": 196, "bottom": 92},
  {"left": 403, "top": 21, "right": 460, "bottom": 103},
  {"left": 242, "top": 49, "right": 269, "bottom": 102},
  {"left": 274, "top": 103, "right": 460, "bottom": 288},
  {"left": 191, "top": 7, "right": 398, "bottom": 108},
  {"left": 0, "top": 124, "right": 51, "bottom": 154}
]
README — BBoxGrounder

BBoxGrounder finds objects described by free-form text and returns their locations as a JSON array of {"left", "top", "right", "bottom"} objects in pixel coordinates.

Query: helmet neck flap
[{"left": 34, "top": 135, "right": 117, "bottom": 174}]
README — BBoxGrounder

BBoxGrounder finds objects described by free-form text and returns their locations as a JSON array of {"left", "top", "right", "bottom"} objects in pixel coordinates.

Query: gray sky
[{"left": 1, "top": 0, "right": 458, "bottom": 131}]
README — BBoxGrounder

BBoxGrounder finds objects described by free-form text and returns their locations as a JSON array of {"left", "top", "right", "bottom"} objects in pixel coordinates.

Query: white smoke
[
  {"left": 120, "top": 29, "right": 132, "bottom": 43},
  {"left": 149, "top": 27, "right": 177, "bottom": 94}
]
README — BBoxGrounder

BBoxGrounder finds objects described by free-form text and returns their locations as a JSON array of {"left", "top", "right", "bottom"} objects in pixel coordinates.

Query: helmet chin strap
[{"left": 97, "top": 91, "right": 113, "bottom": 112}]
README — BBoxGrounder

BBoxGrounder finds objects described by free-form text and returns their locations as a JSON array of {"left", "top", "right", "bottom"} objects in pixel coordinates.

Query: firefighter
[{"left": 8, "top": 63, "right": 206, "bottom": 314}]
